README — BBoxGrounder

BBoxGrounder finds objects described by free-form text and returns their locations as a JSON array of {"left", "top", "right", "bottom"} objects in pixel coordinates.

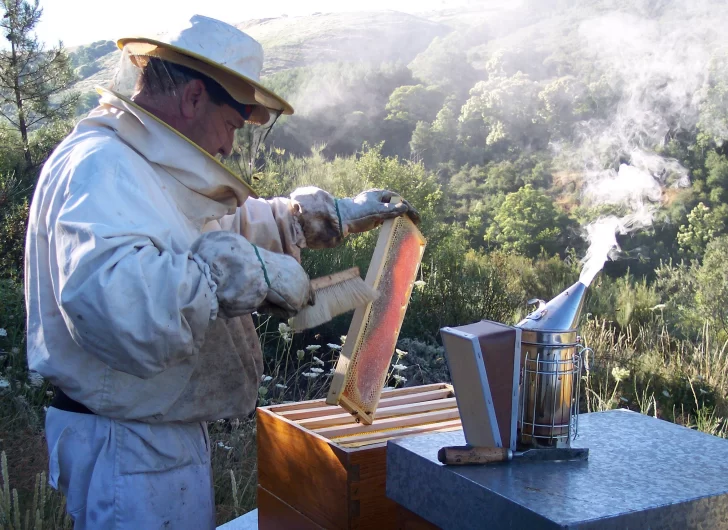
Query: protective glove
[
  {"left": 290, "top": 187, "right": 420, "bottom": 249},
  {"left": 191, "top": 231, "right": 313, "bottom": 319}
]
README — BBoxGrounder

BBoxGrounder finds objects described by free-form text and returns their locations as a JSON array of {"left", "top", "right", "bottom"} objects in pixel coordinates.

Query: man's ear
[{"left": 179, "top": 79, "right": 207, "bottom": 120}]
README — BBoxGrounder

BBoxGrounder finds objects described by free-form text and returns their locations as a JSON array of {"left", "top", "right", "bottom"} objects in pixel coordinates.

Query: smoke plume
[{"left": 567, "top": 2, "right": 728, "bottom": 284}]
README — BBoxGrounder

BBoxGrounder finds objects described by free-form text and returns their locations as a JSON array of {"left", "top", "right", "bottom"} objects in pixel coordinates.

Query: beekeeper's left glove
[
  {"left": 290, "top": 187, "right": 420, "bottom": 249},
  {"left": 191, "top": 231, "right": 312, "bottom": 319}
]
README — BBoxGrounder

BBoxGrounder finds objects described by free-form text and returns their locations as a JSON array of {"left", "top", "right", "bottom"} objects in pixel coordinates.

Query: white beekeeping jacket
[{"left": 25, "top": 89, "right": 301, "bottom": 422}]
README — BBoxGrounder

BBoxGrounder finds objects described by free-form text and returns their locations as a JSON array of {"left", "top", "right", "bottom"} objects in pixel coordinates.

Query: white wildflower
[
  {"left": 216, "top": 441, "right": 232, "bottom": 451},
  {"left": 302, "top": 372, "right": 319, "bottom": 378},
  {"left": 391, "top": 364, "right": 408, "bottom": 371},
  {"left": 28, "top": 371, "right": 44, "bottom": 388},
  {"left": 312, "top": 356, "right": 325, "bottom": 366},
  {"left": 46, "top": 391, "right": 53, "bottom": 397},
  {"left": 275, "top": 384, "right": 287, "bottom": 389},
  {"left": 261, "top": 375, "right": 273, "bottom": 383},
  {"left": 395, "top": 348, "right": 408, "bottom": 357},
  {"left": 0, "top": 328, "right": 6, "bottom": 337},
  {"left": 297, "top": 349, "right": 305, "bottom": 361},
  {"left": 310, "top": 367, "right": 324, "bottom": 374},
  {"left": 611, "top": 366, "right": 630, "bottom": 383},
  {"left": 414, "top": 280, "right": 426, "bottom": 289},
  {"left": 340, "top": 335, "right": 347, "bottom": 344},
  {"left": 327, "top": 343, "right": 342, "bottom": 350},
  {"left": 662, "top": 390, "right": 671, "bottom": 398},
  {"left": 278, "top": 322, "right": 292, "bottom": 334},
  {"left": 392, "top": 374, "right": 407, "bottom": 384},
  {"left": 651, "top": 304, "right": 666, "bottom": 311},
  {"left": 306, "top": 345, "right": 321, "bottom": 351}
]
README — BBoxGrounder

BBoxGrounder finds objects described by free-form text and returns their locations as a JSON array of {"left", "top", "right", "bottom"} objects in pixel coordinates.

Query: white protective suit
[{"left": 26, "top": 89, "right": 306, "bottom": 529}]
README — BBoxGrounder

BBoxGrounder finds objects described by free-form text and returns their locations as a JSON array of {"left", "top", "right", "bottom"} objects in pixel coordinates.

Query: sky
[{"left": 36, "top": 0, "right": 486, "bottom": 47}]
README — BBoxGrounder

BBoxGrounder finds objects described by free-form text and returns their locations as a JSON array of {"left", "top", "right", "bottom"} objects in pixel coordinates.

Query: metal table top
[{"left": 386, "top": 410, "right": 728, "bottom": 529}]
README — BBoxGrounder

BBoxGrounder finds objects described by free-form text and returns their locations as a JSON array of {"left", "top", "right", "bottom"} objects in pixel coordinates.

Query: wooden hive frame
[
  {"left": 257, "top": 383, "right": 459, "bottom": 529},
  {"left": 326, "top": 215, "right": 426, "bottom": 424}
]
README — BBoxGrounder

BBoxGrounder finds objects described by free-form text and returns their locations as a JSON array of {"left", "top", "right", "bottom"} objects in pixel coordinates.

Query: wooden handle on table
[
  {"left": 309, "top": 267, "right": 360, "bottom": 290},
  {"left": 437, "top": 446, "right": 510, "bottom": 465}
]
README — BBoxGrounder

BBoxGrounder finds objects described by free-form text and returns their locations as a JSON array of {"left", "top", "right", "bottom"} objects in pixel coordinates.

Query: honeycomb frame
[{"left": 326, "top": 215, "right": 426, "bottom": 424}]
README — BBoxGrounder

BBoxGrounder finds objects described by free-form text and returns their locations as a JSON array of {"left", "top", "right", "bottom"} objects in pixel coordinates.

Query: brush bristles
[{"left": 290, "top": 277, "right": 379, "bottom": 331}]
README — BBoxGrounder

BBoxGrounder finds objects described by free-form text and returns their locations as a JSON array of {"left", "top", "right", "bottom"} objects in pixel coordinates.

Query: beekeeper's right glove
[{"left": 191, "top": 231, "right": 313, "bottom": 319}]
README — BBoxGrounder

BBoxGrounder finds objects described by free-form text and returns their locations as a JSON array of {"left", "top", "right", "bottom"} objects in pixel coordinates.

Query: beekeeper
[{"left": 25, "top": 15, "right": 418, "bottom": 530}]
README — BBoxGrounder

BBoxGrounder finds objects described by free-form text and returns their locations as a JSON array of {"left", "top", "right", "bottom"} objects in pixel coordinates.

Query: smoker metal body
[
  {"left": 518, "top": 329, "right": 584, "bottom": 447},
  {"left": 516, "top": 281, "right": 588, "bottom": 448}
]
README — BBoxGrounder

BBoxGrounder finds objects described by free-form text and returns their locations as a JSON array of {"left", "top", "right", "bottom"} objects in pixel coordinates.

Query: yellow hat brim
[{"left": 117, "top": 38, "right": 294, "bottom": 119}]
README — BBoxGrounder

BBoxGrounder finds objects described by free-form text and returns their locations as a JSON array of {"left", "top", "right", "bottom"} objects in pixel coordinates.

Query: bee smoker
[{"left": 515, "top": 281, "right": 590, "bottom": 448}]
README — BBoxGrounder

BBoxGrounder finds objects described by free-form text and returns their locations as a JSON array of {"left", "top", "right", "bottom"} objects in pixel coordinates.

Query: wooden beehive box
[{"left": 257, "top": 383, "right": 460, "bottom": 529}]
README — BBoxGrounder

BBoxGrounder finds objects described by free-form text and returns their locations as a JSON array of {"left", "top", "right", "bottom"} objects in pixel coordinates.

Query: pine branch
[{"left": 0, "top": 107, "right": 20, "bottom": 128}]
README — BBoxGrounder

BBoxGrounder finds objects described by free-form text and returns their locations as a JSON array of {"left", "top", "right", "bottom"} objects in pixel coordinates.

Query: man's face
[
  {"left": 148, "top": 78, "right": 246, "bottom": 158},
  {"left": 188, "top": 101, "right": 245, "bottom": 158}
]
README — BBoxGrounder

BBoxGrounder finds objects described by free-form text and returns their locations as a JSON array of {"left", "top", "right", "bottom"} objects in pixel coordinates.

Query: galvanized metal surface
[{"left": 386, "top": 410, "right": 728, "bottom": 529}]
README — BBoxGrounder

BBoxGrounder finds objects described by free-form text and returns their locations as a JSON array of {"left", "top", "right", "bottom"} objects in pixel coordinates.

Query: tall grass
[
  {"left": 580, "top": 316, "right": 727, "bottom": 436},
  {"left": 0, "top": 452, "right": 72, "bottom": 530}
]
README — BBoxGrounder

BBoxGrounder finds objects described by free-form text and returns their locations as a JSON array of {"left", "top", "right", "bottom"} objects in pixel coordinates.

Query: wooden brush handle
[
  {"left": 437, "top": 446, "right": 510, "bottom": 465},
  {"left": 310, "top": 267, "right": 361, "bottom": 290}
]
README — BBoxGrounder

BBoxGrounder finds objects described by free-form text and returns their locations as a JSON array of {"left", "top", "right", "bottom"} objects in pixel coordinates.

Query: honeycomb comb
[{"left": 326, "top": 214, "right": 426, "bottom": 424}]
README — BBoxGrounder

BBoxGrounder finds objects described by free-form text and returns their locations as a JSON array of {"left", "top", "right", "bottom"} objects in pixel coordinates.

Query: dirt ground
[{"left": 1, "top": 426, "right": 49, "bottom": 494}]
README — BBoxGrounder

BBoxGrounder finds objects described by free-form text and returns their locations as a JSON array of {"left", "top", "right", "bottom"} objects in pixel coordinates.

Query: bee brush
[{"left": 289, "top": 267, "right": 379, "bottom": 332}]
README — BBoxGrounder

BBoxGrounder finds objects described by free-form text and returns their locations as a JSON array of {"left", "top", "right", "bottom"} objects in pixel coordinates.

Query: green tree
[
  {"left": 705, "top": 151, "right": 728, "bottom": 204},
  {"left": 385, "top": 84, "right": 444, "bottom": 125},
  {"left": 697, "top": 236, "right": 728, "bottom": 338},
  {"left": 0, "top": 0, "right": 77, "bottom": 174},
  {"left": 355, "top": 143, "right": 444, "bottom": 232},
  {"left": 408, "top": 37, "right": 477, "bottom": 96},
  {"left": 698, "top": 50, "right": 728, "bottom": 146},
  {"left": 422, "top": 96, "right": 460, "bottom": 167},
  {"left": 0, "top": 172, "right": 28, "bottom": 279},
  {"left": 409, "top": 121, "right": 436, "bottom": 167},
  {"left": 537, "top": 76, "right": 592, "bottom": 138},
  {"left": 484, "top": 155, "right": 552, "bottom": 194},
  {"left": 485, "top": 185, "right": 569, "bottom": 257},
  {"left": 460, "top": 72, "right": 547, "bottom": 153},
  {"left": 677, "top": 202, "right": 726, "bottom": 259}
]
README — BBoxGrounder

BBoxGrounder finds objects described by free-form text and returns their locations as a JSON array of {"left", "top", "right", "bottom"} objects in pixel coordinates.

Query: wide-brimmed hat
[{"left": 117, "top": 15, "right": 293, "bottom": 124}]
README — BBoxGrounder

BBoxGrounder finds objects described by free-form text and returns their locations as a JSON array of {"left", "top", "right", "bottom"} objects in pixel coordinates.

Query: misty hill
[
  {"left": 241, "top": 11, "right": 449, "bottom": 75},
  {"left": 68, "top": 10, "right": 452, "bottom": 96}
]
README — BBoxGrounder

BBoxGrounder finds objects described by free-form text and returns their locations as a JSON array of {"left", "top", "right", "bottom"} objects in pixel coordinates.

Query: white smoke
[{"left": 567, "top": 2, "right": 728, "bottom": 283}]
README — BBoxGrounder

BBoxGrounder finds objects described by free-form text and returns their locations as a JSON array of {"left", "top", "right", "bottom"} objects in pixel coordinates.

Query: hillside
[
  {"left": 242, "top": 11, "right": 449, "bottom": 74},
  {"left": 69, "top": 10, "right": 454, "bottom": 95}
]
